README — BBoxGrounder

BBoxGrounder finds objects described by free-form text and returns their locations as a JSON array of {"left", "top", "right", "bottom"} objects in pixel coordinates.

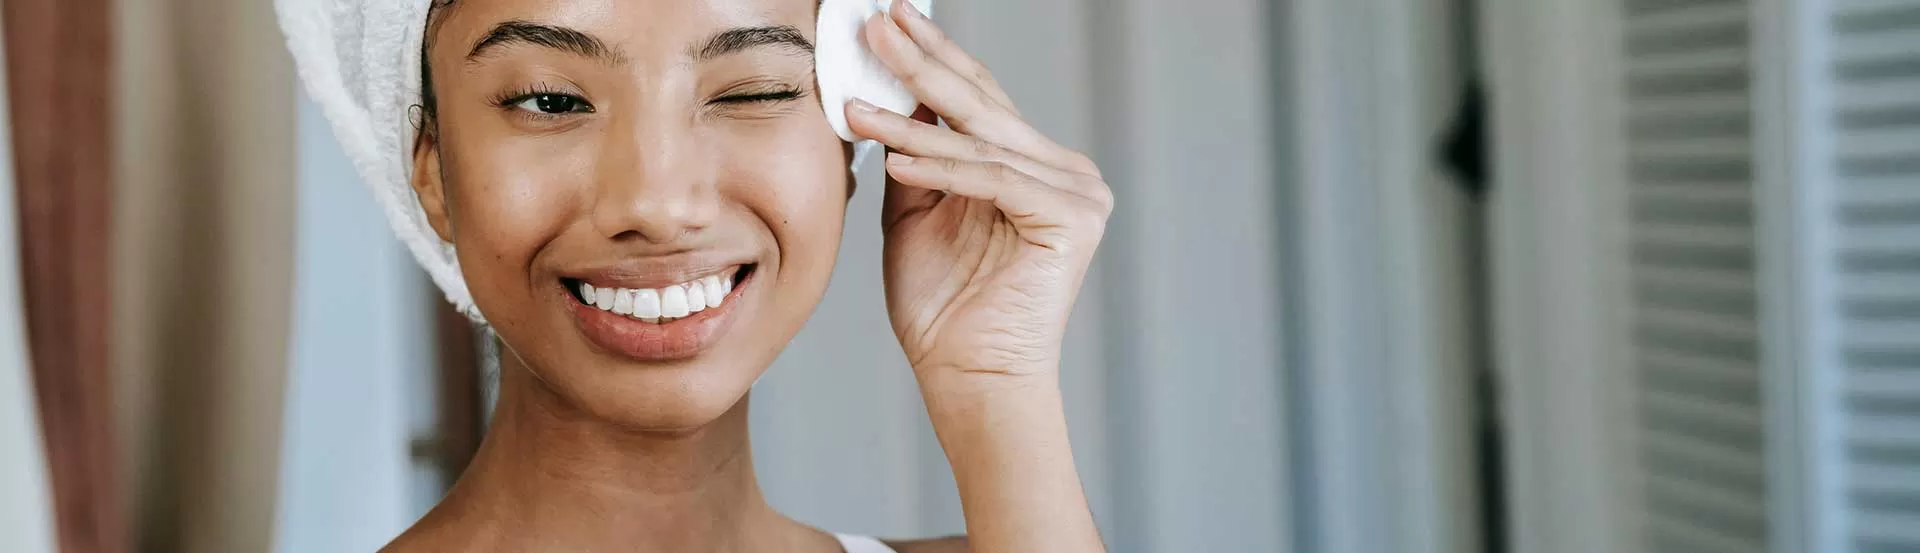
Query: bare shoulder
[
  {"left": 884, "top": 536, "right": 970, "bottom": 553},
  {"left": 377, "top": 527, "right": 450, "bottom": 553}
]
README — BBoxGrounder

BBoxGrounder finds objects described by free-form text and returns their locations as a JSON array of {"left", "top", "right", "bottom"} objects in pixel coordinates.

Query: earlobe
[{"left": 410, "top": 127, "right": 456, "bottom": 243}]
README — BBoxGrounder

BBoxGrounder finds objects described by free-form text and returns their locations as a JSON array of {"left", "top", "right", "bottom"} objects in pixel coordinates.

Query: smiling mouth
[{"left": 564, "top": 265, "right": 755, "bottom": 324}]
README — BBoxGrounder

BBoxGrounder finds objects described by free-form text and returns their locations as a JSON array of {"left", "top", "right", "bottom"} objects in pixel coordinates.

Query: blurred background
[{"left": 1, "top": 0, "right": 1916, "bottom": 551}]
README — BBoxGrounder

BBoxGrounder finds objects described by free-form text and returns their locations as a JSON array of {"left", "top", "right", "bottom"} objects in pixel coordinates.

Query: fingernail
[
  {"left": 849, "top": 98, "right": 880, "bottom": 113},
  {"left": 887, "top": 153, "right": 915, "bottom": 166},
  {"left": 900, "top": 0, "right": 927, "bottom": 20}
]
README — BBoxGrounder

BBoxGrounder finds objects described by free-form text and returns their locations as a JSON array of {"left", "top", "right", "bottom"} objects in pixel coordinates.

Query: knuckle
[
  {"left": 1089, "top": 184, "right": 1116, "bottom": 214},
  {"left": 969, "top": 85, "right": 1002, "bottom": 111},
  {"left": 909, "top": 41, "right": 939, "bottom": 66},
  {"left": 970, "top": 62, "right": 998, "bottom": 84},
  {"left": 927, "top": 27, "right": 960, "bottom": 51},
  {"left": 1070, "top": 207, "right": 1109, "bottom": 239},
  {"left": 1067, "top": 152, "right": 1102, "bottom": 177},
  {"left": 967, "top": 137, "right": 1002, "bottom": 160},
  {"left": 899, "top": 66, "right": 929, "bottom": 88},
  {"left": 1081, "top": 214, "right": 1110, "bottom": 238},
  {"left": 982, "top": 161, "right": 1019, "bottom": 181},
  {"left": 942, "top": 105, "right": 975, "bottom": 126}
]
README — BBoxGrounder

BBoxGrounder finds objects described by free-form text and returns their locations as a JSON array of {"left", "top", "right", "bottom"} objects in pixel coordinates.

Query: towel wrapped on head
[{"left": 276, "top": 0, "right": 474, "bottom": 318}]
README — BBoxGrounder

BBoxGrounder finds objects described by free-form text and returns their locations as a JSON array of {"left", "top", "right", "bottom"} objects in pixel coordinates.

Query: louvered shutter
[
  {"left": 1621, "top": 1, "right": 1774, "bottom": 551},
  {"left": 1614, "top": 0, "right": 1920, "bottom": 551},
  {"left": 1831, "top": 0, "right": 1920, "bottom": 550}
]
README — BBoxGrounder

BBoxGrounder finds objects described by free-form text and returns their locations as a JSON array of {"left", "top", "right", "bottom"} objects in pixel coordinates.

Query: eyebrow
[
  {"left": 465, "top": 21, "right": 815, "bottom": 66},
  {"left": 467, "top": 21, "right": 624, "bottom": 64},
  {"left": 693, "top": 25, "right": 815, "bottom": 62}
]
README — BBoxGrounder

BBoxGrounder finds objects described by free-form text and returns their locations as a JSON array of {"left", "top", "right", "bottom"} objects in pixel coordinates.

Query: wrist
[
  {"left": 914, "top": 365, "right": 1062, "bottom": 411},
  {"left": 917, "top": 370, "right": 1070, "bottom": 460},
  {"left": 914, "top": 367, "right": 1100, "bottom": 552}
]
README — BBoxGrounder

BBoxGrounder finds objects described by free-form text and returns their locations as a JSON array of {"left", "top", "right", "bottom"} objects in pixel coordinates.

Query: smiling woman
[{"left": 280, "top": 0, "right": 1110, "bottom": 552}]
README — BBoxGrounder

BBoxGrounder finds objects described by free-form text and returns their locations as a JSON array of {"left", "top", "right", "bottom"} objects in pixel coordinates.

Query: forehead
[{"left": 433, "top": 0, "right": 819, "bottom": 59}]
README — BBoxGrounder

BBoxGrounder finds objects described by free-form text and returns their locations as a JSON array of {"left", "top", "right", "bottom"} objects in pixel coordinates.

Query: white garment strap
[{"left": 833, "top": 533, "right": 897, "bottom": 553}]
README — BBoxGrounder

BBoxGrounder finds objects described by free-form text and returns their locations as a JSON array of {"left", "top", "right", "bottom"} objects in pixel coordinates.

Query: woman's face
[{"left": 415, "top": 0, "right": 848, "bottom": 429}]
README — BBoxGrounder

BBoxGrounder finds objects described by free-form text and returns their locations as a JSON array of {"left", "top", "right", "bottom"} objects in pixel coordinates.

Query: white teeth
[
  {"left": 661, "top": 286, "right": 690, "bottom": 318},
  {"left": 580, "top": 268, "right": 738, "bottom": 322},
  {"left": 612, "top": 289, "right": 634, "bottom": 315},
  {"left": 685, "top": 282, "right": 706, "bottom": 313},
  {"left": 703, "top": 275, "right": 726, "bottom": 308},
  {"left": 633, "top": 288, "right": 662, "bottom": 319}
]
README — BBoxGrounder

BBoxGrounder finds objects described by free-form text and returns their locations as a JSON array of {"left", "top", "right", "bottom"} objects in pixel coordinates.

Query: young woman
[{"left": 294, "top": 0, "right": 1112, "bottom": 550}]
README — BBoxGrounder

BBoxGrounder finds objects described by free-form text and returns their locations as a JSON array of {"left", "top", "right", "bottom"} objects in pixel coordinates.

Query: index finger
[
  {"left": 863, "top": 11, "right": 1090, "bottom": 175},
  {"left": 884, "top": 0, "right": 1018, "bottom": 115},
  {"left": 879, "top": 105, "right": 944, "bottom": 233},
  {"left": 863, "top": 12, "right": 1020, "bottom": 140}
]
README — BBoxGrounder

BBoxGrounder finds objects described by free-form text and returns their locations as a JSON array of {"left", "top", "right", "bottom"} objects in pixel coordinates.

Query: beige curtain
[{"left": 113, "top": 0, "right": 296, "bottom": 550}]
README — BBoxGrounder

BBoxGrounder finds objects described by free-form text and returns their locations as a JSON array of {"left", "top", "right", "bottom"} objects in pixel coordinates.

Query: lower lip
[{"left": 568, "top": 274, "right": 751, "bottom": 362}]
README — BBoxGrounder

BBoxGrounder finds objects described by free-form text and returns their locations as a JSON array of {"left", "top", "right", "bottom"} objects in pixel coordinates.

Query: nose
[{"left": 589, "top": 115, "right": 719, "bottom": 244}]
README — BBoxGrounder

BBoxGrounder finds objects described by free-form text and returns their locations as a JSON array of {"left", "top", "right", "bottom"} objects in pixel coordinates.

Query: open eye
[{"left": 510, "top": 93, "right": 594, "bottom": 115}]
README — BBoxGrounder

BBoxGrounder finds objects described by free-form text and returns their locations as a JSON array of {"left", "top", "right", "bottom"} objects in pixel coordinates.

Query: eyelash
[
  {"left": 490, "top": 84, "right": 593, "bottom": 117},
  {"left": 714, "top": 88, "right": 805, "bottom": 104}
]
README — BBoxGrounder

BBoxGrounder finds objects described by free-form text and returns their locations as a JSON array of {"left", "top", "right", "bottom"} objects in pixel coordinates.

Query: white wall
[
  {"left": 0, "top": 10, "right": 58, "bottom": 550},
  {"left": 1285, "top": 0, "right": 1487, "bottom": 551},
  {"left": 273, "top": 93, "right": 439, "bottom": 553},
  {"left": 1480, "top": 0, "right": 1632, "bottom": 551}
]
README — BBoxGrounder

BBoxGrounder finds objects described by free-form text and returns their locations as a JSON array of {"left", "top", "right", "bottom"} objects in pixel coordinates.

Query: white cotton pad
[{"left": 817, "top": 0, "right": 934, "bottom": 144}]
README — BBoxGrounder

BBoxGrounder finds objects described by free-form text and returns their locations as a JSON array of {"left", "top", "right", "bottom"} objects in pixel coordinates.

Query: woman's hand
[
  {"left": 845, "top": 0, "right": 1112, "bottom": 394},
  {"left": 845, "top": 3, "right": 1110, "bottom": 552}
]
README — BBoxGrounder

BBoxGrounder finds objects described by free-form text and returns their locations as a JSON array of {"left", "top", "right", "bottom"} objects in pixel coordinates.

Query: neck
[{"left": 402, "top": 353, "right": 825, "bottom": 553}]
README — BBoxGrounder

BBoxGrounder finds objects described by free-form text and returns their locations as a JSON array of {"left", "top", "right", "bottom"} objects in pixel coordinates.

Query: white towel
[{"left": 275, "top": 0, "right": 474, "bottom": 319}]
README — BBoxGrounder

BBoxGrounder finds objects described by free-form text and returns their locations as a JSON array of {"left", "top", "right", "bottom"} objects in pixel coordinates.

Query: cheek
[
  {"left": 719, "top": 116, "right": 851, "bottom": 255},
  {"left": 442, "top": 133, "right": 594, "bottom": 296}
]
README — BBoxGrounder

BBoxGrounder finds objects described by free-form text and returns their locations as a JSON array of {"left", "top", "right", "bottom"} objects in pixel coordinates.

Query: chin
[{"left": 559, "top": 359, "right": 764, "bottom": 433}]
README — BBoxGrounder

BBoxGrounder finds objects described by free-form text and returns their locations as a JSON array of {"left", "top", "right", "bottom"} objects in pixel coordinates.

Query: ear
[{"left": 411, "top": 122, "right": 456, "bottom": 243}]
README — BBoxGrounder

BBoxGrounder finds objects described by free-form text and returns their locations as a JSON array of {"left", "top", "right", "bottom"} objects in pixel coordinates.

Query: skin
[{"left": 392, "top": 1, "right": 1110, "bottom": 551}]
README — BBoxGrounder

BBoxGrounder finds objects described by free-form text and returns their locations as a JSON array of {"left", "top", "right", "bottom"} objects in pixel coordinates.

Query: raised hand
[{"left": 844, "top": 0, "right": 1112, "bottom": 391}]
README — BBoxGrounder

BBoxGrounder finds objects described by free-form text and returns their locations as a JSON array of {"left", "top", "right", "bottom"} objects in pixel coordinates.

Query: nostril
[
  {"left": 604, "top": 227, "right": 700, "bottom": 246},
  {"left": 606, "top": 229, "right": 648, "bottom": 243}
]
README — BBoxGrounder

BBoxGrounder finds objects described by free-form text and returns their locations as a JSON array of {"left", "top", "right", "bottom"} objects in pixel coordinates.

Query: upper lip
[{"left": 559, "top": 255, "right": 752, "bottom": 290}]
